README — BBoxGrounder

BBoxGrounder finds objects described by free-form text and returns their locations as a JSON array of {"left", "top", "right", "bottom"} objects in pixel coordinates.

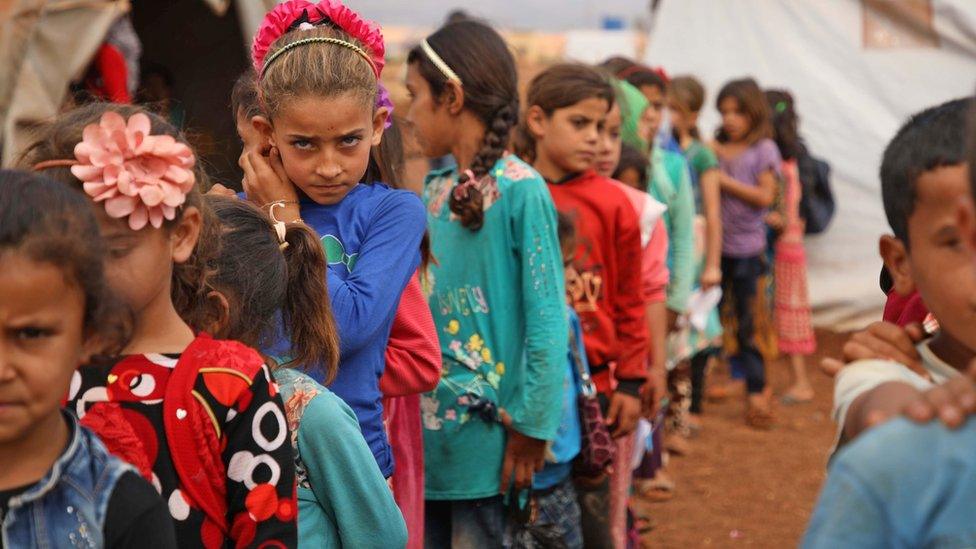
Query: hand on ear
[{"left": 880, "top": 234, "right": 914, "bottom": 296}]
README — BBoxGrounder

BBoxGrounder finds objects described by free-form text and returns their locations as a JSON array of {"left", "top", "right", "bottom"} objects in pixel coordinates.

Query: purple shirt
[{"left": 719, "top": 138, "right": 782, "bottom": 257}]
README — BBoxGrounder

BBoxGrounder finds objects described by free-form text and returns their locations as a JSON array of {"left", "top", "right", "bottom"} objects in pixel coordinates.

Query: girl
[
  {"left": 518, "top": 63, "right": 648, "bottom": 549},
  {"left": 203, "top": 195, "right": 407, "bottom": 548},
  {"left": 247, "top": 0, "right": 427, "bottom": 479},
  {"left": 24, "top": 103, "right": 298, "bottom": 547},
  {"left": 765, "top": 89, "right": 817, "bottom": 404},
  {"left": 405, "top": 20, "right": 567, "bottom": 545},
  {"left": 712, "top": 78, "right": 782, "bottom": 428},
  {"left": 0, "top": 170, "right": 176, "bottom": 548},
  {"left": 668, "top": 75, "right": 724, "bottom": 420}
]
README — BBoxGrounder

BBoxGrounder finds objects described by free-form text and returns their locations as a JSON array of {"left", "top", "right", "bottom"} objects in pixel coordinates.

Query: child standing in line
[
  {"left": 247, "top": 0, "right": 427, "bottom": 479},
  {"left": 667, "top": 75, "right": 723, "bottom": 422},
  {"left": 0, "top": 170, "right": 176, "bottom": 548},
  {"left": 518, "top": 63, "right": 648, "bottom": 549},
  {"left": 25, "top": 103, "right": 298, "bottom": 547},
  {"left": 765, "top": 89, "right": 817, "bottom": 404},
  {"left": 202, "top": 196, "right": 407, "bottom": 548},
  {"left": 712, "top": 78, "right": 782, "bottom": 429},
  {"left": 405, "top": 20, "right": 567, "bottom": 545}
]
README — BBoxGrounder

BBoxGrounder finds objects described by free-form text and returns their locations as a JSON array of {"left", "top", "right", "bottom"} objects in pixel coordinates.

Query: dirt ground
[{"left": 636, "top": 329, "right": 849, "bottom": 548}]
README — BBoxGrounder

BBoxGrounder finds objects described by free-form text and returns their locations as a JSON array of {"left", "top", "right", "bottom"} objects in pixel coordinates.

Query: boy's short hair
[
  {"left": 881, "top": 97, "right": 972, "bottom": 245},
  {"left": 613, "top": 144, "right": 650, "bottom": 190},
  {"left": 231, "top": 70, "right": 262, "bottom": 120}
]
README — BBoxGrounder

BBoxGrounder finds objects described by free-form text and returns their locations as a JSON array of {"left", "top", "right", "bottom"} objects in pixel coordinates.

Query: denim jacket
[{"left": 1, "top": 412, "right": 134, "bottom": 548}]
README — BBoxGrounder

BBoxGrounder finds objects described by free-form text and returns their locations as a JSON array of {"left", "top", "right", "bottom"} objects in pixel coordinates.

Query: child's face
[
  {"left": 639, "top": 84, "right": 665, "bottom": 142},
  {"left": 616, "top": 167, "right": 643, "bottom": 190},
  {"left": 719, "top": 97, "right": 750, "bottom": 142},
  {"left": 97, "top": 207, "right": 201, "bottom": 318},
  {"left": 888, "top": 164, "right": 976, "bottom": 351},
  {"left": 595, "top": 103, "right": 623, "bottom": 177},
  {"left": 404, "top": 63, "right": 457, "bottom": 159},
  {"left": 0, "top": 252, "right": 87, "bottom": 445},
  {"left": 261, "top": 94, "right": 386, "bottom": 205},
  {"left": 668, "top": 98, "right": 696, "bottom": 137},
  {"left": 530, "top": 97, "right": 607, "bottom": 176}
]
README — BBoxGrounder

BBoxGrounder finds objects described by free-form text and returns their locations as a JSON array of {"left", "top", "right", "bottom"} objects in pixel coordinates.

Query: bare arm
[
  {"left": 719, "top": 169, "right": 777, "bottom": 209},
  {"left": 700, "top": 167, "right": 723, "bottom": 288}
]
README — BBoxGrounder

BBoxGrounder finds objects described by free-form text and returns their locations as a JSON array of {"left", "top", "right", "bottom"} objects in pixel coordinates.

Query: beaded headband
[
  {"left": 261, "top": 36, "right": 377, "bottom": 78},
  {"left": 421, "top": 39, "right": 462, "bottom": 86}
]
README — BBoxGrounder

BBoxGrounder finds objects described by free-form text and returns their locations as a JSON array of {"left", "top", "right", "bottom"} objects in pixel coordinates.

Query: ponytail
[{"left": 282, "top": 222, "right": 340, "bottom": 383}]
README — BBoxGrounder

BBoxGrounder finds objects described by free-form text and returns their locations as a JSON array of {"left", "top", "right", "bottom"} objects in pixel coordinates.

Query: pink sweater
[{"left": 611, "top": 181, "right": 669, "bottom": 303}]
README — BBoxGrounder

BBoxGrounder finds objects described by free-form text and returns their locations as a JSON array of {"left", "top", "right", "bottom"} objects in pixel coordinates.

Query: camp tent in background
[
  {"left": 645, "top": 0, "right": 976, "bottom": 329},
  {"left": 0, "top": 0, "right": 274, "bottom": 179}
]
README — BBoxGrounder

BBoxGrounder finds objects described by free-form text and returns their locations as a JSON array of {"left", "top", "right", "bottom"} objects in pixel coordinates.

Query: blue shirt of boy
[{"left": 804, "top": 417, "right": 976, "bottom": 548}]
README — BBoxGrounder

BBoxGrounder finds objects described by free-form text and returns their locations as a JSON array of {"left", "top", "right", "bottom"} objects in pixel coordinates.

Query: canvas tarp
[{"left": 645, "top": 0, "right": 976, "bottom": 329}]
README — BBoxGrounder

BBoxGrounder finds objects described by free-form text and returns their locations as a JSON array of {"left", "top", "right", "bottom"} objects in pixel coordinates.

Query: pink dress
[{"left": 774, "top": 160, "right": 816, "bottom": 355}]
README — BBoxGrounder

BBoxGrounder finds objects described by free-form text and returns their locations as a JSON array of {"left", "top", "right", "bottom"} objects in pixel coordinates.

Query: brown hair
[
  {"left": 206, "top": 196, "right": 340, "bottom": 381},
  {"left": 715, "top": 78, "right": 772, "bottom": 144},
  {"left": 408, "top": 20, "right": 519, "bottom": 231},
  {"left": 515, "top": 63, "right": 615, "bottom": 164},
  {"left": 18, "top": 102, "right": 220, "bottom": 326},
  {"left": 231, "top": 69, "right": 262, "bottom": 120},
  {"left": 259, "top": 25, "right": 377, "bottom": 120},
  {"left": 669, "top": 75, "right": 705, "bottom": 139},
  {"left": 0, "top": 169, "right": 131, "bottom": 354}
]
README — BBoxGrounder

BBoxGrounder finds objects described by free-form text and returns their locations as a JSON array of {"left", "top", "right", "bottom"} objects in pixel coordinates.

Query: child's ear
[
  {"left": 880, "top": 234, "right": 915, "bottom": 296},
  {"left": 203, "top": 290, "right": 231, "bottom": 338},
  {"left": 171, "top": 206, "right": 203, "bottom": 265},
  {"left": 252, "top": 115, "right": 275, "bottom": 148},
  {"left": 443, "top": 81, "right": 465, "bottom": 116},
  {"left": 370, "top": 107, "right": 389, "bottom": 147},
  {"left": 525, "top": 105, "right": 548, "bottom": 140}
]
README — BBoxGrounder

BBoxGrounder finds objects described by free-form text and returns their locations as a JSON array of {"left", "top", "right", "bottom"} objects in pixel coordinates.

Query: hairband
[
  {"left": 421, "top": 39, "right": 463, "bottom": 86},
  {"left": 262, "top": 36, "right": 377, "bottom": 77},
  {"left": 33, "top": 111, "right": 196, "bottom": 231},
  {"left": 268, "top": 201, "right": 290, "bottom": 250}
]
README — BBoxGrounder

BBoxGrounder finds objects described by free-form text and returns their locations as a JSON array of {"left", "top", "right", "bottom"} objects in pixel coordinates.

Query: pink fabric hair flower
[{"left": 71, "top": 111, "right": 196, "bottom": 231}]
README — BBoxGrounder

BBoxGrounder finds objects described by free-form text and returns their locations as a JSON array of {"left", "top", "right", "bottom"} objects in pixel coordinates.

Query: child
[
  {"left": 511, "top": 212, "right": 588, "bottom": 549},
  {"left": 517, "top": 63, "right": 647, "bottom": 549},
  {"left": 405, "top": 20, "right": 566, "bottom": 545},
  {"left": 204, "top": 196, "right": 407, "bottom": 548},
  {"left": 229, "top": 67, "right": 438, "bottom": 549},
  {"left": 804, "top": 98, "right": 976, "bottom": 547},
  {"left": 613, "top": 144, "right": 650, "bottom": 190},
  {"left": 712, "top": 78, "right": 782, "bottom": 428},
  {"left": 24, "top": 103, "right": 298, "bottom": 547},
  {"left": 765, "top": 89, "right": 817, "bottom": 404},
  {"left": 667, "top": 75, "right": 724, "bottom": 422},
  {"left": 247, "top": 0, "right": 427, "bottom": 479},
  {"left": 0, "top": 170, "right": 176, "bottom": 548}
]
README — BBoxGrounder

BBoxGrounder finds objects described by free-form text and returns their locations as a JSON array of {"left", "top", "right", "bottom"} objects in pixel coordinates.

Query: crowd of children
[{"left": 10, "top": 0, "right": 976, "bottom": 547}]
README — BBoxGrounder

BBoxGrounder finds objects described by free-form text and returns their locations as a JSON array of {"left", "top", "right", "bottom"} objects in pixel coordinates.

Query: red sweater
[
  {"left": 548, "top": 171, "right": 649, "bottom": 393},
  {"left": 380, "top": 273, "right": 442, "bottom": 396}
]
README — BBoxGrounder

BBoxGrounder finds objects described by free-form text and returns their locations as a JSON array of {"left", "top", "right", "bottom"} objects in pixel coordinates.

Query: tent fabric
[
  {"left": 0, "top": 0, "right": 127, "bottom": 166},
  {"left": 645, "top": 0, "right": 976, "bottom": 330}
]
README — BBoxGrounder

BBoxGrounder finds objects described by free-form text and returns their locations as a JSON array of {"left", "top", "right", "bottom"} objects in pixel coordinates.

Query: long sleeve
[
  {"left": 300, "top": 393, "right": 408, "bottom": 549},
  {"left": 222, "top": 365, "right": 298, "bottom": 548},
  {"left": 509, "top": 181, "right": 568, "bottom": 440},
  {"left": 643, "top": 218, "right": 670, "bottom": 304},
  {"left": 380, "top": 273, "right": 442, "bottom": 397},
  {"left": 612, "top": 199, "right": 650, "bottom": 382},
  {"left": 327, "top": 193, "right": 426, "bottom": 354},
  {"left": 664, "top": 161, "right": 696, "bottom": 313}
]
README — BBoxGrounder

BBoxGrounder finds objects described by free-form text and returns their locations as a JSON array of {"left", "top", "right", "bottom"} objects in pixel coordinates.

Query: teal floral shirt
[{"left": 422, "top": 154, "right": 567, "bottom": 500}]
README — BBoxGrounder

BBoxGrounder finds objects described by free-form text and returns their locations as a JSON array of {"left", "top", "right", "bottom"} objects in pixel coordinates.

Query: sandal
[{"left": 634, "top": 474, "right": 676, "bottom": 502}]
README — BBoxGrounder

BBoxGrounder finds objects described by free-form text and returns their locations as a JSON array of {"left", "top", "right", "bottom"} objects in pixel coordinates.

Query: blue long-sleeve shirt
[{"left": 298, "top": 183, "right": 425, "bottom": 477}]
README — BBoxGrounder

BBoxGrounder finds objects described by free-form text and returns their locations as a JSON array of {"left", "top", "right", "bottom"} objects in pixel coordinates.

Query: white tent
[{"left": 645, "top": 0, "right": 976, "bottom": 329}]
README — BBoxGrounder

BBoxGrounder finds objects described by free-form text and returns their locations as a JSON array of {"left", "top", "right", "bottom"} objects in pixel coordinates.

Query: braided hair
[{"left": 408, "top": 20, "right": 518, "bottom": 231}]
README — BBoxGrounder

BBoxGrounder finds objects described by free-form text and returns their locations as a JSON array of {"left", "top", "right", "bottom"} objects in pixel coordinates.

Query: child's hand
[
  {"left": 700, "top": 265, "right": 722, "bottom": 290},
  {"left": 765, "top": 211, "right": 785, "bottom": 231},
  {"left": 902, "top": 368, "right": 976, "bottom": 429},
  {"left": 498, "top": 413, "right": 546, "bottom": 492},
  {"left": 666, "top": 309, "right": 680, "bottom": 334},
  {"left": 819, "top": 321, "right": 925, "bottom": 378},
  {"left": 642, "top": 367, "right": 667, "bottom": 417},
  {"left": 606, "top": 390, "right": 641, "bottom": 437},
  {"left": 206, "top": 183, "right": 238, "bottom": 197},
  {"left": 241, "top": 147, "right": 300, "bottom": 220}
]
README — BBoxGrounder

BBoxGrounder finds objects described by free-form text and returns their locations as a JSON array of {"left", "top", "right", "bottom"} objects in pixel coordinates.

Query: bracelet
[{"left": 261, "top": 200, "right": 299, "bottom": 210}]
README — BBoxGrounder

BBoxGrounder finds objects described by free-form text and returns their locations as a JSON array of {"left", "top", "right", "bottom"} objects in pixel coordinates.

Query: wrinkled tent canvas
[{"left": 645, "top": 0, "right": 976, "bottom": 329}]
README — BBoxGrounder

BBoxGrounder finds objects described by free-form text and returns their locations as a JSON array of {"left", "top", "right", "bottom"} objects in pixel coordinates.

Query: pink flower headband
[
  {"left": 251, "top": 0, "right": 393, "bottom": 127},
  {"left": 33, "top": 111, "right": 196, "bottom": 231}
]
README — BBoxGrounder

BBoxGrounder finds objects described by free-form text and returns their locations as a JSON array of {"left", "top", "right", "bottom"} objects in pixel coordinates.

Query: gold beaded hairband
[
  {"left": 261, "top": 37, "right": 378, "bottom": 78},
  {"left": 421, "top": 39, "right": 462, "bottom": 86}
]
